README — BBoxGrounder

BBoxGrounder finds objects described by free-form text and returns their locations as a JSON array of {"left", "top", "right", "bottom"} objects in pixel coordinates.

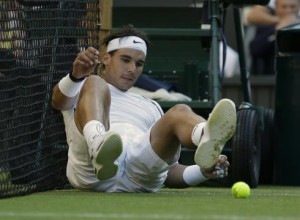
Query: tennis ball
[{"left": 231, "top": 181, "right": 250, "bottom": 198}]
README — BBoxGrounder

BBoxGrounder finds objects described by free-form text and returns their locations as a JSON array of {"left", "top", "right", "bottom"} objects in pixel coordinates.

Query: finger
[
  {"left": 213, "top": 164, "right": 230, "bottom": 178},
  {"left": 76, "top": 53, "right": 98, "bottom": 66},
  {"left": 86, "top": 46, "right": 99, "bottom": 55},
  {"left": 86, "top": 47, "right": 100, "bottom": 63},
  {"left": 215, "top": 164, "right": 221, "bottom": 170},
  {"left": 225, "top": 160, "right": 230, "bottom": 167},
  {"left": 218, "top": 154, "right": 227, "bottom": 162},
  {"left": 218, "top": 156, "right": 229, "bottom": 167},
  {"left": 218, "top": 160, "right": 230, "bottom": 168},
  {"left": 217, "top": 164, "right": 229, "bottom": 175},
  {"left": 84, "top": 51, "right": 99, "bottom": 65},
  {"left": 77, "top": 49, "right": 99, "bottom": 65},
  {"left": 214, "top": 169, "right": 224, "bottom": 178},
  {"left": 75, "top": 59, "right": 90, "bottom": 67}
]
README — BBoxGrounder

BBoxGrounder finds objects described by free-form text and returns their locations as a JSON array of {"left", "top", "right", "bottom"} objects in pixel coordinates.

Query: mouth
[{"left": 121, "top": 75, "right": 135, "bottom": 82}]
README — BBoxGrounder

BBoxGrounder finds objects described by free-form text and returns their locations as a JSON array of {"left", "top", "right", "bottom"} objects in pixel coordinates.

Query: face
[
  {"left": 276, "top": 0, "right": 300, "bottom": 19},
  {"left": 102, "top": 48, "right": 146, "bottom": 91}
]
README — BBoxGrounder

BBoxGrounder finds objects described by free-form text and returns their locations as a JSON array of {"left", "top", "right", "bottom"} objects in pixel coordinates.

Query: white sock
[
  {"left": 83, "top": 120, "right": 105, "bottom": 155},
  {"left": 191, "top": 122, "right": 206, "bottom": 146},
  {"left": 183, "top": 165, "right": 209, "bottom": 186}
]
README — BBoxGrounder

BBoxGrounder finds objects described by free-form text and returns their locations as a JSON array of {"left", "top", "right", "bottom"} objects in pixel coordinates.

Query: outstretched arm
[
  {"left": 51, "top": 47, "right": 100, "bottom": 111},
  {"left": 247, "top": 5, "right": 278, "bottom": 25},
  {"left": 164, "top": 155, "right": 229, "bottom": 188}
]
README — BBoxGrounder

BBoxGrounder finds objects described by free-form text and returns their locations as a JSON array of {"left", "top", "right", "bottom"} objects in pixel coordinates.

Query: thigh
[
  {"left": 150, "top": 104, "right": 202, "bottom": 164},
  {"left": 123, "top": 128, "right": 178, "bottom": 192},
  {"left": 63, "top": 110, "right": 91, "bottom": 165},
  {"left": 63, "top": 110, "right": 115, "bottom": 192}
]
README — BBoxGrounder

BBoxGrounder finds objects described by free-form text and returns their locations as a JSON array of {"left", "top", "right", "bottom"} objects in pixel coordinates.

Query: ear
[{"left": 102, "top": 53, "right": 111, "bottom": 65}]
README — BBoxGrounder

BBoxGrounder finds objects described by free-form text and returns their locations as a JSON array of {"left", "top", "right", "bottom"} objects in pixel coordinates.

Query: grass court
[{"left": 0, "top": 186, "right": 299, "bottom": 220}]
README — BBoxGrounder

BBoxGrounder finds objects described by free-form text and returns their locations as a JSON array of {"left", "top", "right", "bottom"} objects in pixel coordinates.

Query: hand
[
  {"left": 200, "top": 155, "right": 229, "bottom": 179},
  {"left": 276, "top": 14, "right": 299, "bottom": 30},
  {"left": 72, "top": 47, "right": 100, "bottom": 79}
]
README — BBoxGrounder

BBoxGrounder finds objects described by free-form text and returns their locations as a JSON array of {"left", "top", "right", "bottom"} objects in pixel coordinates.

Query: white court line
[
  {"left": 0, "top": 212, "right": 299, "bottom": 220},
  {"left": 159, "top": 191, "right": 300, "bottom": 197}
]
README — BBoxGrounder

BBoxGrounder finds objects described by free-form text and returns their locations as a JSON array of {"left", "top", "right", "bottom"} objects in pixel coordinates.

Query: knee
[
  {"left": 66, "top": 164, "right": 100, "bottom": 192},
  {"left": 76, "top": 75, "right": 110, "bottom": 109},
  {"left": 168, "top": 104, "right": 193, "bottom": 118},
  {"left": 81, "top": 75, "right": 109, "bottom": 94},
  {"left": 171, "top": 104, "right": 193, "bottom": 112}
]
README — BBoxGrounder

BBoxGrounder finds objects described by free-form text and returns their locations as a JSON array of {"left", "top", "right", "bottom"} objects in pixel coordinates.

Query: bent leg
[
  {"left": 151, "top": 100, "right": 236, "bottom": 189},
  {"left": 151, "top": 99, "right": 237, "bottom": 167},
  {"left": 150, "top": 104, "right": 205, "bottom": 164},
  {"left": 74, "top": 75, "right": 111, "bottom": 133},
  {"left": 72, "top": 75, "right": 122, "bottom": 181}
]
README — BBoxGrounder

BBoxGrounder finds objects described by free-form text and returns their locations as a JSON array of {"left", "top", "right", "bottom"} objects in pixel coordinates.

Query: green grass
[{"left": 0, "top": 186, "right": 300, "bottom": 220}]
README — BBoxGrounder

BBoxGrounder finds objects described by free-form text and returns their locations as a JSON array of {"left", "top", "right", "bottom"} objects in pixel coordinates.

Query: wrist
[
  {"left": 69, "top": 70, "right": 86, "bottom": 82},
  {"left": 200, "top": 167, "right": 210, "bottom": 178},
  {"left": 183, "top": 165, "right": 209, "bottom": 186},
  {"left": 58, "top": 74, "right": 85, "bottom": 97}
]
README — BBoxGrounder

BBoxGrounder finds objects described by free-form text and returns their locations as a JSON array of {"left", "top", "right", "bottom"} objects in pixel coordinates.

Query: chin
[{"left": 119, "top": 85, "right": 131, "bottom": 91}]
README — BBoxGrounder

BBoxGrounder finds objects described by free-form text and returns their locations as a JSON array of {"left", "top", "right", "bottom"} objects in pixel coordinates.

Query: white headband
[{"left": 106, "top": 36, "right": 147, "bottom": 56}]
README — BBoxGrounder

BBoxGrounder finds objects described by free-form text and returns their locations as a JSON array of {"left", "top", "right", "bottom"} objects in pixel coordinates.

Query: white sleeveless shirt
[{"left": 108, "top": 84, "right": 163, "bottom": 135}]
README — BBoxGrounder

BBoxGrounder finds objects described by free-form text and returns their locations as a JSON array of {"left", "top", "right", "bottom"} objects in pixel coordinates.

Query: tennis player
[{"left": 52, "top": 25, "right": 237, "bottom": 192}]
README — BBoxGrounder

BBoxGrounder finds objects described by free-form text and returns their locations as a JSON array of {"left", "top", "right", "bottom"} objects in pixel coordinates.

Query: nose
[
  {"left": 127, "top": 61, "right": 136, "bottom": 72},
  {"left": 286, "top": 5, "right": 297, "bottom": 14}
]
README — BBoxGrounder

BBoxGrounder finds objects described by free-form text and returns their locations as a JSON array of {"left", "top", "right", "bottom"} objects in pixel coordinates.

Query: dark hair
[
  {"left": 102, "top": 24, "right": 150, "bottom": 49},
  {"left": 96, "top": 25, "right": 150, "bottom": 77}
]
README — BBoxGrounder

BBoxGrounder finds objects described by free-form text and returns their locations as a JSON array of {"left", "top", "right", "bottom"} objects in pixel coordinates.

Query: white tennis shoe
[
  {"left": 194, "top": 99, "right": 237, "bottom": 169},
  {"left": 90, "top": 131, "right": 123, "bottom": 180}
]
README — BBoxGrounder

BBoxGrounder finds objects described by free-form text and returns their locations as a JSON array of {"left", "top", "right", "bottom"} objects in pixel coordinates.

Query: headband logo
[{"left": 133, "top": 40, "right": 143, "bottom": 44}]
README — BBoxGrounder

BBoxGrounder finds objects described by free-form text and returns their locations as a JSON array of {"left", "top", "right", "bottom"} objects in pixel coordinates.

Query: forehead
[
  {"left": 113, "top": 48, "right": 146, "bottom": 60},
  {"left": 276, "top": 0, "right": 300, "bottom": 5}
]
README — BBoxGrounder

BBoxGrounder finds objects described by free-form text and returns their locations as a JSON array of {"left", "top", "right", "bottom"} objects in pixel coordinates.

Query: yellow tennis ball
[{"left": 232, "top": 181, "right": 250, "bottom": 198}]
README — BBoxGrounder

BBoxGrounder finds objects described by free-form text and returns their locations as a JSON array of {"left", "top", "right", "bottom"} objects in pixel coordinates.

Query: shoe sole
[
  {"left": 94, "top": 131, "right": 123, "bottom": 180},
  {"left": 194, "top": 99, "right": 237, "bottom": 169}
]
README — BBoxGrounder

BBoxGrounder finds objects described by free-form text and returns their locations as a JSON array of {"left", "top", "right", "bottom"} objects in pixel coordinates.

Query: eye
[
  {"left": 136, "top": 61, "right": 144, "bottom": 67},
  {"left": 121, "top": 57, "right": 130, "bottom": 63},
  {"left": 121, "top": 57, "right": 131, "bottom": 63}
]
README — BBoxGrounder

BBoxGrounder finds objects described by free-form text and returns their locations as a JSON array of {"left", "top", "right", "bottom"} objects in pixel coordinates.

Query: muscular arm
[
  {"left": 164, "top": 155, "right": 230, "bottom": 188},
  {"left": 247, "top": 5, "right": 279, "bottom": 25},
  {"left": 51, "top": 83, "right": 78, "bottom": 111},
  {"left": 51, "top": 47, "right": 100, "bottom": 111},
  {"left": 164, "top": 163, "right": 189, "bottom": 188}
]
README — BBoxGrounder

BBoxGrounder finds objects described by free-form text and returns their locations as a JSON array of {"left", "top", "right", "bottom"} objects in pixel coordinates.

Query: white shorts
[{"left": 63, "top": 110, "right": 178, "bottom": 192}]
